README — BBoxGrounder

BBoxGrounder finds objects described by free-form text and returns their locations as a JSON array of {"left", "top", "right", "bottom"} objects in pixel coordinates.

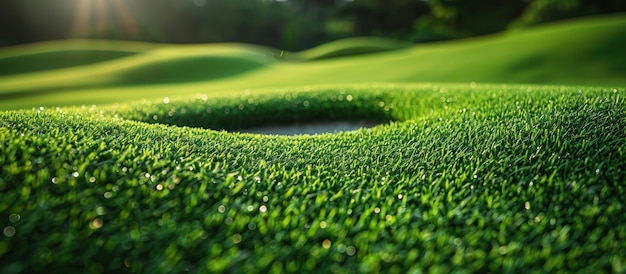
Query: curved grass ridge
[
  {"left": 1, "top": 83, "right": 625, "bottom": 273},
  {"left": 293, "top": 37, "right": 412, "bottom": 61}
]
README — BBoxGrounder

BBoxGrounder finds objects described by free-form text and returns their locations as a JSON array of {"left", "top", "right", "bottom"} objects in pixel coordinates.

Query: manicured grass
[
  {"left": 1, "top": 14, "right": 626, "bottom": 273},
  {"left": 1, "top": 14, "right": 625, "bottom": 110},
  {"left": 1, "top": 83, "right": 625, "bottom": 273}
]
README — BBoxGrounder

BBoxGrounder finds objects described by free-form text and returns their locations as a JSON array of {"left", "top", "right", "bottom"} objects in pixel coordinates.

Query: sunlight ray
[
  {"left": 112, "top": 0, "right": 140, "bottom": 37},
  {"left": 72, "top": 0, "right": 92, "bottom": 37},
  {"left": 70, "top": 0, "right": 141, "bottom": 39},
  {"left": 95, "top": 0, "right": 109, "bottom": 36}
]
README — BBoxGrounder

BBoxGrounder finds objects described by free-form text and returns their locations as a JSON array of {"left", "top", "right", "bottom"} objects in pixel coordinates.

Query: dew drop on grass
[
  {"left": 247, "top": 205, "right": 254, "bottom": 212},
  {"left": 156, "top": 184, "right": 163, "bottom": 191},
  {"left": 104, "top": 192, "right": 112, "bottom": 199},
  {"left": 259, "top": 205, "right": 267, "bottom": 213},
  {"left": 337, "top": 243, "right": 346, "bottom": 253},
  {"left": 248, "top": 222, "right": 257, "bottom": 230},
  {"left": 498, "top": 246, "right": 508, "bottom": 255},
  {"left": 89, "top": 177, "right": 96, "bottom": 183},
  {"left": 163, "top": 97, "right": 170, "bottom": 104},
  {"left": 232, "top": 234, "right": 241, "bottom": 244},
  {"left": 218, "top": 205, "right": 225, "bottom": 213},
  {"left": 525, "top": 201, "right": 531, "bottom": 210},
  {"left": 374, "top": 207, "right": 381, "bottom": 214},
  {"left": 90, "top": 219, "right": 103, "bottom": 229},
  {"left": 322, "top": 239, "right": 331, "bottom": 249},
  {"left": 3, "top": 226, "right": 16, "bottom": 237},
  {"left": 72, "top": 172, "right": 79, "bottom": 178},
  {"left": 51, "top": 177, "right": 59, "bottom": 184},
  {"left": 397, "top": 194, "right": 403, "bottom": 199},
  {"left": 9, "top": 214, "right": 20, "bottom": 223},
  {"left": 346, "top": 246, "right": 356, "bottom": 256},
  {"left": 319, "top": 221, "right": 327, "bottom": 229}
]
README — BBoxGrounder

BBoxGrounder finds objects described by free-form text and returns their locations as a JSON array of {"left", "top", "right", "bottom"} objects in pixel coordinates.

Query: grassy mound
[
  {"left": 293, "top": 37, "right": 412, "bottom": 61},
  {"left": 1, "top": 83, "right": 625, "bottom": 273}
]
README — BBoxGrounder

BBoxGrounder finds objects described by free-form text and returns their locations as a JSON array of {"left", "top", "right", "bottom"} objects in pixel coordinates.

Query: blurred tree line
[{"left": 1, "top": 0, "right": 625, "bottom": 50}]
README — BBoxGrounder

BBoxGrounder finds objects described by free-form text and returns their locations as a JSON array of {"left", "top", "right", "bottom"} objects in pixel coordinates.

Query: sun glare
[{"left": 72, "top": 0, "right": 140, "bottom": 39}]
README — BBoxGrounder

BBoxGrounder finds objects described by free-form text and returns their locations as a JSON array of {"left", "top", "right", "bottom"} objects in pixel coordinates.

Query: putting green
[
  {"left": 1, "top": 14, "right": 626, "bottom": 273},
  {"left": 1, "top": 83, "right": 624, "bottom": 273}
]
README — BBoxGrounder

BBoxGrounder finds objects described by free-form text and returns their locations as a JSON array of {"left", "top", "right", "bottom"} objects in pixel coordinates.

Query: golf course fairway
[{"left": 0, "top": 14, "right": 625, "bottom": 273}]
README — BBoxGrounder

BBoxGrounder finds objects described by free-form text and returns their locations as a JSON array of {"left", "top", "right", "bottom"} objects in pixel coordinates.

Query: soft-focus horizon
[{"left": 1, "top": 0, "right": 625, "bottom": 51}]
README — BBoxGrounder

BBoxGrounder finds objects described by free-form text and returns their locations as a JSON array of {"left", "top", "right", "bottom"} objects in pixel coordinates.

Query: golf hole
[{"left": 236, "top": 120, "right": 382, "bottom": 135}]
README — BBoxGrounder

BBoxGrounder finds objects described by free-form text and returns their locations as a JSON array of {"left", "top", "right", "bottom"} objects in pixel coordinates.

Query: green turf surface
[
  {"left": 1, "top": 14, "right": 626, "bottom": 273},
  {"left": 1, "top": 83, "right": 625, "bottom": 272}
]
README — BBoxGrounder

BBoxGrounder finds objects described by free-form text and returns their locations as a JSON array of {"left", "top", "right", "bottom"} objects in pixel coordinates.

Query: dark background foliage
[{"left": 1, "top": 0, "right": 625, "bottom": 51}]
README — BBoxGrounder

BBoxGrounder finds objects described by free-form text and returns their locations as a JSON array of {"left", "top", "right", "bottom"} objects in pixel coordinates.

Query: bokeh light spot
[
  {"left": 9, "top": 214, "right": 20, "bottom": 223},
  {"left": 91, "top": 218, "right": 103, "bottom": 229},
  {"left": 346, "top": 246, "right": 356, "bottom": 256},
  {"left": 4, "top": 226, "right": 16, "bottom": 237},
  {"left": 233, "top": 234, "right": 242, "bottom": 244},
  {"left": 322, "top": 239, "right": 331, "bottom": 249}
]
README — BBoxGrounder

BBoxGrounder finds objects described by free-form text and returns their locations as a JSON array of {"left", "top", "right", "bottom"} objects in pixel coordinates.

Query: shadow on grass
[
  {"left": 113, "top": 55, "right": 268, "bottom": 85},
  {"left": 236, "top": 120, "right": 383, "bottom": 135},
  {"left": 0, "top": 50, "right": 138, "bottom": 77}
]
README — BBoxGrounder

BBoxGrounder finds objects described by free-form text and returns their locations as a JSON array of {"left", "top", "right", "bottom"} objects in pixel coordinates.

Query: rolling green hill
[{"left": 0, "top": 14, "right": 625, "bottom": 110}]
